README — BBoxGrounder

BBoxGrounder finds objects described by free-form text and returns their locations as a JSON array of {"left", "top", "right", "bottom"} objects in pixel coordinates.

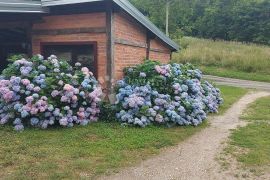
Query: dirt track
[
  {"left": 99, "top": 91, "right": 270, "bottom": 180},
  {"left": 204, "top": 75, "right": 270, "bottom": 91}
]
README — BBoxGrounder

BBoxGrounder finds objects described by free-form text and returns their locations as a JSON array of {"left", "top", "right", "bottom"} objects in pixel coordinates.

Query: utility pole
[{"left": 166, "top": 0, "right": 171, "bottom": 36}]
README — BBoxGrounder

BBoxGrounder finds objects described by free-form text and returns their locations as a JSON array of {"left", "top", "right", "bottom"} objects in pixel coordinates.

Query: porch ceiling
[{"left": 0, "top": 28, "right": 28, "bottom": 42}]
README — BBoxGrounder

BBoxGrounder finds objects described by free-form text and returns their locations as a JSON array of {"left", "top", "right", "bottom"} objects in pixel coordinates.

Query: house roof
[
  {"left": 0, "top": 0, "right": 45, "bottom": 13},
  {"left": 0, "top": 0, "right": 179, "bottom": 51}
]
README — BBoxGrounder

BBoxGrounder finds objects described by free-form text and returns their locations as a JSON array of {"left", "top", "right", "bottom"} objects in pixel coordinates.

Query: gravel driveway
[
  {"left": 204, "top": 75, "right": 270, "bottom": 91},
  {"left": 99, "top": 91, "right": 270, "bottom": 180}
]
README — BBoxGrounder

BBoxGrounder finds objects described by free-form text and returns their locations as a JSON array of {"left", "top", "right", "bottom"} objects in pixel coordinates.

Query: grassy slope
[
  {"left": 228, "top": 96, "right": 270, "bottom": 167},
  {"left": 0, "top": 85, "right": 247, "bottom": 179},
  {"left": 173, "top": 37, "right": 270, "bottom": 82}
]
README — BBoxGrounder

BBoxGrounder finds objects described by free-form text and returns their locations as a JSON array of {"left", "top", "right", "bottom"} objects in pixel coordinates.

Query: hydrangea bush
[
  {"left": 0, "top": 55, "right": 102, "bottom": 131},
  {"left": 115, "top": 61, "right": 223, "bottom": 127}
]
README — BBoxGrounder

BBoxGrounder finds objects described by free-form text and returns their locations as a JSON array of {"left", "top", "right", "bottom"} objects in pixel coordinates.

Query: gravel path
[
  {"left": 204, "top": 75, "right": 270, "bottom": 91},
  {"left": 99, "top": 91, "right": 270, "bottom": 180}
]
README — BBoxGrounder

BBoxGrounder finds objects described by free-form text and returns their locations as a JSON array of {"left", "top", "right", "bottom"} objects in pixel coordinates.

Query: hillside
[{"left": 173, "top": 37, "right": 270, "bottom": 82}]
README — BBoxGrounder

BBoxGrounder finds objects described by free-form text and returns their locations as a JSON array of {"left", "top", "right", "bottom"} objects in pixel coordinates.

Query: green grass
[
  {"left": 214, "top": 85, "right": 248, "bottom": 115},
  {"left": 228, "top": 96, "right": 270, "bottom": 167},
  {"left": 230, "top": 123, "right": 270, "bottom": 166},
  {"left": 241, "top": 96, "right": 270, "bottom": 121},
  {"left": 0, "top": 85, "right": 247, "bottom": 179},
  {"left": 0, "top": 123, "right": 208, "bottom": 179},
  {"left": 173, "top": 37, "right": 270, "bottom": 82},
  {"left": 0, "top": 122, "right": 207, "bottom": 179}
]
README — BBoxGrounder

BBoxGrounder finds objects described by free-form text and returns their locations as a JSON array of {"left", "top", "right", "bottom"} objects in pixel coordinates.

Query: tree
[{"left": 130, "top": 0, "right": 270, "bottom": 45}]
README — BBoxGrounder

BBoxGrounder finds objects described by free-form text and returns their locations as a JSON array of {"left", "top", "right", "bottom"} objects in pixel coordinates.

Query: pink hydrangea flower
[
  {"left": 51, "top": 90, "right": 60, "bottom": 97},
  {"left": 72, "top": 95, "right": 78, "bottom": 102},
  {"left": 81, "top": 67, "right": 90, "bottom": 75},
  {"left": 63, "top": 84, "right": 73, "bottom": 91},
  {"left": 77, "top": 111, "right": 85, "bottom": 119},
  {"left": 3, "top": 91, "right": 14, "bottom": 102},
  {"left": 33, "top": 86, "right": 41, "bottom": 92},
  {"left": 89, "top": 87, "right": 103, "bottom": 102},
  {"left": 61, "top": 96, "right": 68, "bottom": 102},
  {"left": 21, "top": 79, "right": 30, "bottom": 86},
  {"left": 26, "top": 96, "right": 34, "bottom": 103},
  {"left": 30, "top": 108, "right": 38, "bottom": 115},
  {"left": 155, "top": 65, "right": 171, "bottom": 76}
]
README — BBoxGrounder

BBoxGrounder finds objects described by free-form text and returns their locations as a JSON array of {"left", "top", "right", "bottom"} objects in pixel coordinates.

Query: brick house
[{"left": 0, "top": 0, "right": 179, "bottom": 91}]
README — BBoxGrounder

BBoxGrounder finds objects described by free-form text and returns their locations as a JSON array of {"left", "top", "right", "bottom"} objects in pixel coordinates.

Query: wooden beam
[
  {"left": 146, "top": 33, "right": 151, "bottom": 59},
  {"left": 106, "top": 0, "right": 114, "bottom": 94},
  {"left": 0, "top": 14, "right": 42, "bottom": 22},
  {"left": 0, "top": 30, "right": 26, "bottom": 40},
  {"left": 32, "top": 27, "right": 106, "bottom": 36},
  {"left": 150, "top": 48, "right": 170, "bottom": 54},
  {"left": 7, "top": 28, "right": 26, "bottom": 35},
  {"left": 115, "top": 38, "right": 147, "bottom": 49},
  {"left": 0, "top": 22, "right": 31, "bottom": 29}
]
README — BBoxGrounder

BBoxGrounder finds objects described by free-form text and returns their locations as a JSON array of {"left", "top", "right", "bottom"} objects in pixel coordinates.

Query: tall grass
[{"left": 173, "top": 37, "right": 270, "bottom": 74}]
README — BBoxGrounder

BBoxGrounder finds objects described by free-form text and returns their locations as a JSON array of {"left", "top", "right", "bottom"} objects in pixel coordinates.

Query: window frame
[{"left": 40, "top": 41, "right": 98, "bottom": 77}]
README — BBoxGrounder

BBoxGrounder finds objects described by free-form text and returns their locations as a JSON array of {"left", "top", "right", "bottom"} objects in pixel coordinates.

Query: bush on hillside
[
  {"left": 0, "top": 55, "right": 102, "bottom": 131},
  {"left": 115, "top": 60, "right": 223, "bottom": 127}
]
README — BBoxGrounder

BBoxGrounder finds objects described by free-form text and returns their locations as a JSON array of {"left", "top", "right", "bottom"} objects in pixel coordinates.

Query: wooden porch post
[{"left": 106, "top": 0, "right": 115, "bottom": 94}]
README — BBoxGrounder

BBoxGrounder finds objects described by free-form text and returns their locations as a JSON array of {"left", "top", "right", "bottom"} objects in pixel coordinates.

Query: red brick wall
[
  {"left": 114, "top": 44, "right": 147, "bottom": 80},
  {"left": 33, "top": 13, "right": 106, "bottom": 29},
  {"left": 149, "top": 38, "right": 171, "bottom": 64},
  {"left": 113, "top": 12, "right": 172, "bottom": 79},
  {"left": 114, "top": 12, "right": 147, "bottom": 44},
  {"left": 31, "top": 13, "right": 107, "bottom": 85},
  {"left": 113, "top": 12, "right": 147, "bottom": 80},
  {"left": 31, "top": 11, "right": 173, "bottom": 86}
]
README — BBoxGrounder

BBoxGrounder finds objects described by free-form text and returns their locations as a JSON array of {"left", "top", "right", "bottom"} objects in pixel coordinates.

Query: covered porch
[{"left": 0, "top": 15, "right": 36, "bottom": 71}]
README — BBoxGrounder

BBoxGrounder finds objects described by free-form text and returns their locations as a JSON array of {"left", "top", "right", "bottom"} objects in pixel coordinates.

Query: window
[{"left": 42, "top": 42, "right": 97, "bottom": 76}]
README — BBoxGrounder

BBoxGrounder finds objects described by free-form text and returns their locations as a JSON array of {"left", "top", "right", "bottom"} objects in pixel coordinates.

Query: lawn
[
  {"left": 173, "top": 37, "right": 270, "bottom": 82},
  {"left": 215, "top": 85, "right": 248, "bottom": 115},
  {"left": 225, "top": 96, "right": 270, "bottom": 170},
  {"left": 241, "top": 97, "right": 270, "bottom": 122},
  {"left": 0, "top": 85, "right": 247, "bottom": 179}
]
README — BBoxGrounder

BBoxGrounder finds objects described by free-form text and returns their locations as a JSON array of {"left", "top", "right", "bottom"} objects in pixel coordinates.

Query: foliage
[
  {"left": 115, "top": 60, "right": 223, "bottom": 127},
  {"left": 99, "top": 102, "right": 118, "bottom": 122},
  {"left": 130, "top": 0, "right": 270, "bottom": 45},
  {"left": 0, "top": 55, "right": 102, "bottom": 131}
]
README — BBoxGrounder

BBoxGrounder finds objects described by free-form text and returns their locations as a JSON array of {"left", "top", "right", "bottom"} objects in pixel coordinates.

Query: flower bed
[
  {"left": 0, "top": 55, "right": 102, "bottom": 131},
  {"left": 115, "top": 61, "right": 223, "bottom": 127}
]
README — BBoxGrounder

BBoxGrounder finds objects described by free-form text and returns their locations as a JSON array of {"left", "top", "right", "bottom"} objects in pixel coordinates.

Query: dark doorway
[
  {"left": 42, "top": 42, "right": 97, "bottom": 76},
  {"left": 0, "top": 28, "right": 30, "bottom": 72}
]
